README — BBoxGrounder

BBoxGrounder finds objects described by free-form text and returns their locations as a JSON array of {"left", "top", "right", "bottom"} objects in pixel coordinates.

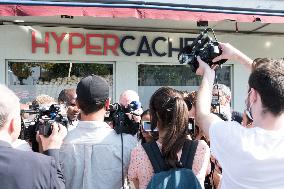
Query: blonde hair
[{"left": 32, "top": 94, "right": 56, "bottom": 106}]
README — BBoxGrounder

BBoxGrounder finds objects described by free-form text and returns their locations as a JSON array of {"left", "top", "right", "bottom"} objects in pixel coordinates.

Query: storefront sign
[{"left": 31, "top": 31, "right": 194, "bottom": 57}]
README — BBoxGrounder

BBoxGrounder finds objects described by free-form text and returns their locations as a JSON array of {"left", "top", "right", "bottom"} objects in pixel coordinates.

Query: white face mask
[{"left": 245, "top": 90, "right": 253, "bottom": 121}]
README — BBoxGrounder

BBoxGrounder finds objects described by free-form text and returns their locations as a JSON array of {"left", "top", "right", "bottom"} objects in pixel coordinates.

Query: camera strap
[{"left": 214, "top": 73, "right": 221, "bottom": 115}]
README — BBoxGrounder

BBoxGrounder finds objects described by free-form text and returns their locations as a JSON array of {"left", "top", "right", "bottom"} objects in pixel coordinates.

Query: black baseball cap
[{"left": 76, "top": 75, "right": 109, "bottom": 103}]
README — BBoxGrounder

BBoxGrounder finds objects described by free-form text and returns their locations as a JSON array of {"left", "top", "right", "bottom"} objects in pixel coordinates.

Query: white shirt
[
  {"left": 12, "top": 139, "right": 32, "bottom": 151},
  {"left": 210, "top": 121, "right": 284, "bottom": 189},
  {"left": 60, "top": 121, "right": 137, "bottom": 189}
]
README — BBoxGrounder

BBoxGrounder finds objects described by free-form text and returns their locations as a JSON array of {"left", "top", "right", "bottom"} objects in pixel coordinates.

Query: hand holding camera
[
  {"left": 108, "top": 101, "right": 142, "bottom": 135},
  {"left": 178, "top": 28, "right": 227, "bottom": 73},
  {"left": 39, "top": 122, "right": 67, "bottom": 151},
  {"left": 196, "top": 56, "right": 216, "bottom": 76},
  {"left": 126, "top": 113, "right": 141, "bottom": 123}
]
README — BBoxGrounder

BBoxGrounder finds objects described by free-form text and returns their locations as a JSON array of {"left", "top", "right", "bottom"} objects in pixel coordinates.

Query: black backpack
[{"left": 142, "top": 140, "right": 202, "bottom": 189}]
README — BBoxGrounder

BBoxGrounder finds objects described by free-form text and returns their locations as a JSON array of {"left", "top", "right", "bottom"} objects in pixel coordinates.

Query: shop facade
[{"left": 1, "top": 24, "right": 283, "bottom": 111}]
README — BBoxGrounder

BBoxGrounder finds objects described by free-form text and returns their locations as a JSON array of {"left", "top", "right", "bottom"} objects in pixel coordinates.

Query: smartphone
[
  {"left": 142, "top": 121, "right": 158, "bottom": 132},
  {"left": 188, "top": 118, "right": 195, "bottom": 135}
]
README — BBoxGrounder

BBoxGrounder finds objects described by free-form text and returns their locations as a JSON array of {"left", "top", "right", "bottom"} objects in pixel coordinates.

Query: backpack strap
[
  {"left": 142, "top": 141, "right": 166, "bottom": 173},
  {"left": 180, "top": 140, "right": 199, "bottom": 169}
]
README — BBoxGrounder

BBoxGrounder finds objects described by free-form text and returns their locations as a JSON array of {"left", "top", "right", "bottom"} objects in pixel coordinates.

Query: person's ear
[
  {"left": 226, "top": 96, "right": 231, "bottom": 103},
  {"left": 250, "top": 88, "right": 258, "bottom": 103},
  {"left": 7, "top": 118, "right": 15, "bottom": 135},
  {"left": 8, "top": 117, "right": 20, "bottom": 142},
  {"left": 105, "top": 98, "right": 111, "bottom": 110}
]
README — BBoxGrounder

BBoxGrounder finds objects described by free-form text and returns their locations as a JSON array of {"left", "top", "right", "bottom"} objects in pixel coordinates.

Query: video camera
[
  {"left": 178, "top": 28, "right": 227, "bottom": 73},
  {"left": 20, "top": 104, "right": 68, "bottom": 140},
  {"left": 107, "top": 101, "right": 141, "bottom": 135}
]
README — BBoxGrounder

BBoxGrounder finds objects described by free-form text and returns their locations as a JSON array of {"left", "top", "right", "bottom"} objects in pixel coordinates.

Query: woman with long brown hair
[{"left": 128, "top": 87, "right": 210, "bottom": 189}]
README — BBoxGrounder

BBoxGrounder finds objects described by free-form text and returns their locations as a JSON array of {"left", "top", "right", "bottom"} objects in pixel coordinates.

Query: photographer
[
  {"left": 195, "top": 43, "right": 284, "bottom": 188},
  {"left": 60, "top": 75, "right": 137, "bottom": 189},
  {"left": 0, "top": 85, "right": 66, "bottom": 189},
  {"left": 211, "top": 84, "right": 232, "bottom": 121},
  {"left": 138, "top": 109, "right": 158, "bottom": 144},
  {"left": 119, "top": 90, "right": 142, "bottom": 133},
  {"left": 183, "top": 90, "right": 221, "bottom": 189}
]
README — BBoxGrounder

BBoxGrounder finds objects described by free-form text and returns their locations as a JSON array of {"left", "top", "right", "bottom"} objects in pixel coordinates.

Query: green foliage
[
  {"left": 9, "top": 62, "right": 113, "bottom": 83},
  {"left": 9, "top": 62, "right": 35, "bottom": 85},
  {"left": 138, "top": 65, "right": 201, "bottom": 86}
]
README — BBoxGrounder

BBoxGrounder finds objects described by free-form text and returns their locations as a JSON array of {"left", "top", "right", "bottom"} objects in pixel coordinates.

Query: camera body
[
  {"left": 20, "top": 104, "right": 68, "bottom": 139},
  {"left": 19, "top": 119, "right": 36, "bottom": 140},
  {"left": 178, "top": 28, "right": 227, "bottom": 73},
  {"left": 108, "top": 101, "right": 141, "bottom": 135}
]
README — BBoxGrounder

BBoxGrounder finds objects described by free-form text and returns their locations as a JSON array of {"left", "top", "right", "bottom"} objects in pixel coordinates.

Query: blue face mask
[{"left": 245, "top": 90, "right": 253, "bottom": 121}]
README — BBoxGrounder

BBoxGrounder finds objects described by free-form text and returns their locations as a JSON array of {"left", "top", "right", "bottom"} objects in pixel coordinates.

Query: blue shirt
[{"left": 60, "top": 121, "right": 137, "bottom": 189}]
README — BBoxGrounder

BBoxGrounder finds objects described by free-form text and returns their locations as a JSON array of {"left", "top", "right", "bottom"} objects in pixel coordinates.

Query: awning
[{"left": 0, "top": 5, "right": 284, "bottom": 24}]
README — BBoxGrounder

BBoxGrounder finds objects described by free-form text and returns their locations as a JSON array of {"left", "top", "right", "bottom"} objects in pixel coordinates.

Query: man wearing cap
[{"left": 59, "top": 75, "right": 137, "bottom": 189}]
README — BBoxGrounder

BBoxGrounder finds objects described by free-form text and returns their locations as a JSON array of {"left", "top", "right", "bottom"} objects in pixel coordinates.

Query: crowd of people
[{"left": 0, "top": 42, "right": 283, "bottom": 189}]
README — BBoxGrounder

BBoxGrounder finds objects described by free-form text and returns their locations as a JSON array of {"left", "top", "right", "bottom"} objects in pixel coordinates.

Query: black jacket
[{"left": 0, "top": 140, "right": 65, "bottom": 189}]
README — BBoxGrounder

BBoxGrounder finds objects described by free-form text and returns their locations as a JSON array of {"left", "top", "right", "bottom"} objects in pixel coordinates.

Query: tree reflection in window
[
  {"left": 8, "top": 62, "right": 113, "bottom": 86},
  {"left": 139, "top": 65, "right": 201, "bottom": 86},
  {"left": 138, "top": 64, "right": 231, "bottom": 88}
]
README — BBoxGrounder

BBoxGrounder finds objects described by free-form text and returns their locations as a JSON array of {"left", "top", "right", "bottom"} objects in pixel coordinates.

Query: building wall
[{"left": 0, "top": 25, "right": 283, "bottom": 112}]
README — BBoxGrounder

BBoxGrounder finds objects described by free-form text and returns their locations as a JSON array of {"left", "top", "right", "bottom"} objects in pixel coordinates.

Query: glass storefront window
[
  {"left": 7, "top": 61, "right": 113, "bottom": 103},
  {"left": 139, "top": 65, "right": 202, "bottom": 86},
  {"left": 138, "top": 64, "right": 232, "bottom": 109}
]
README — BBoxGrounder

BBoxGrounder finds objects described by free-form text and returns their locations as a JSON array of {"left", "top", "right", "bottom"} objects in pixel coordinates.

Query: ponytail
[{"left": 149, "top": 87, "right": 189, "bottom": 169}]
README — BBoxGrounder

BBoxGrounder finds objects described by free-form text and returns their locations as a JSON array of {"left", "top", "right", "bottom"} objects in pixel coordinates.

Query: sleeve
[
  {"left": 43, "top": 149, "right": 65, "bottom": 189},
  {"left": 123, "top": 135, "right": 138, "bottom": 177},
  {"left": 192, "top": 140, "right": 211, "bottom": 186},
  {"left": 128, "top": 147, "right": 139, "bottom": 181},
  {"left": 209, "top": 121, "right": 242, "bottom": 167}
]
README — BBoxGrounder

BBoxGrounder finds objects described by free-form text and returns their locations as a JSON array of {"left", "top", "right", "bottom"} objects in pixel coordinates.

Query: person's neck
[
  {"left": 80, "top": 109, "right": 106, "bottom": 122},
  {"left": 157, "top": 125, "right": 167, "bottom": 143},
  {"left": 253, "top": 111, "right": 284, "bottom": 131},
  {"left": 0, "top": 132, "right": 13, "bottom": 144}
]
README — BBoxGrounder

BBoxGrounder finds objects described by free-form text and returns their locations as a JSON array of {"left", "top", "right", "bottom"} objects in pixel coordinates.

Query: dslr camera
[
  {"left": 107, "top": 101, "right": 141, "bottom": 135},
  {"left": 178, "top": 28, "right": 227, "bottom": 73}
]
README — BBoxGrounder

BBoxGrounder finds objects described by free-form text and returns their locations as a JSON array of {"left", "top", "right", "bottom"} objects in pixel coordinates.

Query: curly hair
[{"left": 32, "top": 94, "right": 56, "bottom": 106}]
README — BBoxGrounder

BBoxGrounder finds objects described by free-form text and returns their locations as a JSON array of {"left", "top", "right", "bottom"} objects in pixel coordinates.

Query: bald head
[{"left": 119, "top": 90, "right": 140, "bottom": 107}]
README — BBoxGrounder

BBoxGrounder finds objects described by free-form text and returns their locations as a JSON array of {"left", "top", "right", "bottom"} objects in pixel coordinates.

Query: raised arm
[
  {"left": 213, "top": 43, "right": 253, "bottom": 71},
  {"left": 195, "top": 42, "right": 253, "bottom": 139},
  {"left": 195, "top": 57, "right": 222, "bottom": 139}
]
